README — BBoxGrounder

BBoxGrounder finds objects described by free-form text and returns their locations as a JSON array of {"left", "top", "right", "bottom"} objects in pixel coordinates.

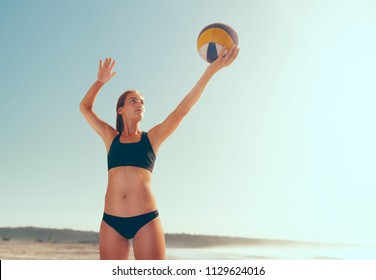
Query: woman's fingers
[
  {"left": 219, "top": 46, "right": 227, "bottom": 58},
  {"left": 225, "top": 46, "right": 239, "bottom": 65},
  {"left": 101, "top": 57, "right": 115, "bottom": 68},
  {"left": 97, "top": 57, "right": 116, "bottom": 84},
  {"left": 221, "top": 45, "right": 238, "bottom": 66},
  {"left": 109, "top": 58, "right": 116, "bottom": 70},
  {"left": 99, "top": 57, "right": 116, "bottom": 69}
]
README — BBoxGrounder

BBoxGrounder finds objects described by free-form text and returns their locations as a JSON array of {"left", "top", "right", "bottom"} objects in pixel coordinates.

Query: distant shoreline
[
  {"left": 2, "top": 227, "right": 374, "bottom": 260},
  {"left": 0, "top": 226, "right": 346, "bottom": 248}
]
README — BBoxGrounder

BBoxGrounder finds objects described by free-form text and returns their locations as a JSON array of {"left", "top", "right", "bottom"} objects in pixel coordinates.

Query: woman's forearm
[
  {"left": 175, "top": 46, "right": 238, "bottom": 116},
  {"left": 80, "top": 81, "right": 105, "bottom": 111},
  {"left": 175, "top": 68, "right": 216, "bottom": 116}
]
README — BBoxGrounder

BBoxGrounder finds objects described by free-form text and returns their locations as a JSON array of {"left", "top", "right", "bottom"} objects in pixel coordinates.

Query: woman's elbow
[{"left": 79, "top": 102, "right": 91, "bottom": 113}]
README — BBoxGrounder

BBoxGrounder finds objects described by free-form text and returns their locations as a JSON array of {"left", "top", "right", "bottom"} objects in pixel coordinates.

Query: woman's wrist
[
  {"left": 204, "top": 66, "right": 217, "bottom": 79},
  {"left": 95, "top": 80, "right": 105, "bottom": 86}
]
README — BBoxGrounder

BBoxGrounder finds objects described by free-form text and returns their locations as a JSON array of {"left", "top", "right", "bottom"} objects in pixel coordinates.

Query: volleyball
[{"left": 197, "top": 23, "right": 239, "bottom": 63}]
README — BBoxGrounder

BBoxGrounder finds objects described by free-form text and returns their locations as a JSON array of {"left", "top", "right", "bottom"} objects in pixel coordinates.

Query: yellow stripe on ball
[{"left": 197, "top": 28, "right": 235, "bottom": 51}]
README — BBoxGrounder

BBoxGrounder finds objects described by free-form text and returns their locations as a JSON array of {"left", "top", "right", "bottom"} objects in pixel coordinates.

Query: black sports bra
[{"left": 107, "top": 132, "right": 156, "bottom": 172}]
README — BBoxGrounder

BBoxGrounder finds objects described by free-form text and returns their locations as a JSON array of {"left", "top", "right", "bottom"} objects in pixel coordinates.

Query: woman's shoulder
[{"left": 105, "top": 131, "right": 120, "bottom": 152}]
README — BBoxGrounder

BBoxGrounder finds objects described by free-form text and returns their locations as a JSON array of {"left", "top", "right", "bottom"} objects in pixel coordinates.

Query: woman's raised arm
[
  {"left": 80, "top": 58, "right": 118, "bottom": 148},
  {"left": 148, "top": 45, "right": 240, "bottom": 152}
]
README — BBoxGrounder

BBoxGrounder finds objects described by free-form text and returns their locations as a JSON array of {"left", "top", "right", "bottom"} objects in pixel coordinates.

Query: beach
[
  {"left": 2, "top": 240, "right": 376, "bottom": 260},
  {"left": 0, "top": 241, "right": 102, "bottom": 260}
]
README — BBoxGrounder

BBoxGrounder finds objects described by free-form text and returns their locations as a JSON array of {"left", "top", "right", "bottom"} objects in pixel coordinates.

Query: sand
[{"left": 0, "top": 241, "right": 137, "bottom": 260}]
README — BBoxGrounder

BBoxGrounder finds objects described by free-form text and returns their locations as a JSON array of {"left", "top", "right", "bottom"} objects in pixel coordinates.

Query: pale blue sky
[{"left": 1, "top": 0, "right": 375, "bottom": 245}]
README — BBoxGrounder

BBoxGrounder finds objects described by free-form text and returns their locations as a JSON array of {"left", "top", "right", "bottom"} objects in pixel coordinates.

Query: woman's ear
[{"left": 117, "top": 107, "right": 123, "bottom": 115}]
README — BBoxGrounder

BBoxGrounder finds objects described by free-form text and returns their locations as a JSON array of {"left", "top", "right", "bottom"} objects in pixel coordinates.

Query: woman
[{"left": 80, "top": 45, "right": 239, "bottom": 260}]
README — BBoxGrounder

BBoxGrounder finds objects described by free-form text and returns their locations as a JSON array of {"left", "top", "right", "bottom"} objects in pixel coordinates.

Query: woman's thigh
[
  {"left": 132, "top": 217, "right": 165, "bottom": 260},
  {"left": 99, "top": 220, "right": 130, "bottom": 260}
]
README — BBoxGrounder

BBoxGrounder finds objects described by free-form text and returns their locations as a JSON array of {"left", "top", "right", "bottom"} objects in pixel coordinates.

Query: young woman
[{"left": 80, "top": 45, "right": 239, "bottom": 260}]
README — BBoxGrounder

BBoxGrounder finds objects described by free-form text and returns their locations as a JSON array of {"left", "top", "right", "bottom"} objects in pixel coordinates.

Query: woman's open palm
[{"left": 97, "top": 57, "right": 116, "bottom": 84}]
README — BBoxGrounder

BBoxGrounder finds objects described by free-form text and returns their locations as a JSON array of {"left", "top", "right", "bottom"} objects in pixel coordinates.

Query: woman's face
[{"left": 118, "top": 91, "right": 145, "bottom": 121}]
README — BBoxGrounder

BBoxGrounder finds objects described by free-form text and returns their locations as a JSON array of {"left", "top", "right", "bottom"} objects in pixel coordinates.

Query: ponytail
[{"left": 116, "top": 114, "right": 124, "bottom": 134}]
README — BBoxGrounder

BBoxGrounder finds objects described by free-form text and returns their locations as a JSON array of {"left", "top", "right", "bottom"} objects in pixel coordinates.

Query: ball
[{"left": 197, "top": 23, "right": 239, "bottom": 63}]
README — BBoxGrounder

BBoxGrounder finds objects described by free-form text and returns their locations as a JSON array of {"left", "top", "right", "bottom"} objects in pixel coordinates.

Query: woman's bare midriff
[{"left": 104, "top": 166, "right": 157, "bottom": 217}]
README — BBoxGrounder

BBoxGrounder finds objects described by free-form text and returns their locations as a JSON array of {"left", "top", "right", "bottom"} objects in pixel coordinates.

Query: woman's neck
[{"left": 121, "top": 121, "right": 141, "bottom": 137}]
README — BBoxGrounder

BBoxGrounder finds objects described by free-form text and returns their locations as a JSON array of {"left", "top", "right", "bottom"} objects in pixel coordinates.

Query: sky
[{"left": 1, "top": 0, "right": 376, "bottom": 245}]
